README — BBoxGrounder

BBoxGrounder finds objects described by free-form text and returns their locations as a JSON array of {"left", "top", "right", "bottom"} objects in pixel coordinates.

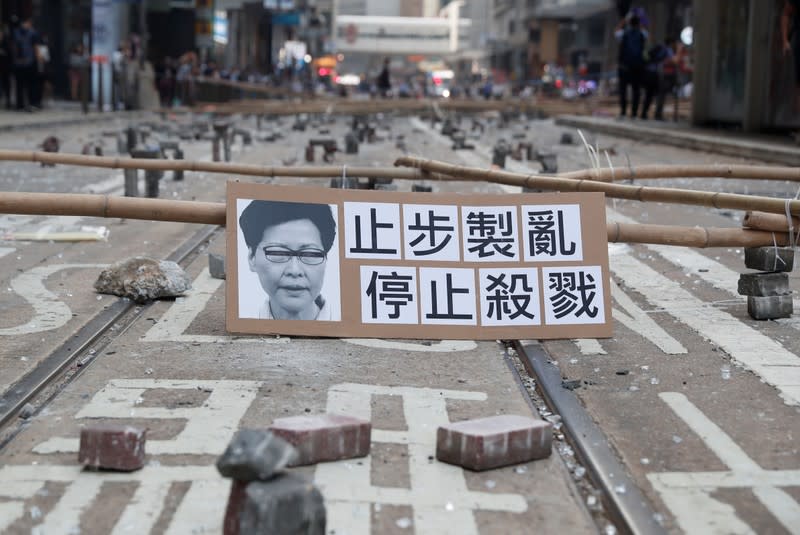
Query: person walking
[
  {"left": 376, "top": 57, "right": 391, "bottom": 98},
  {"left": 640, "top": 37, "right": 675, "bottom": 120},
  {"left": 0, "top": 27, "right": 12, "bottom": 109},
  {"left": 12, "top": 17, "right": 39, "bottom": 111},
  {"left": 653, "top": 37, "right": 678, "bottom": 121},
  {"left": 615, "top": 14, "right": 648, "bottom": 119}
]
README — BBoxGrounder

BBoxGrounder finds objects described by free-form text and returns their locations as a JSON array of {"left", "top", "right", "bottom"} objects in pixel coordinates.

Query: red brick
[
  {"left": 223, "top": 480, "right": 248, "bottom": 535},
  {"left": 78, "top": 424, "right": 146, "bottom": 471},
  {"left": 436, "top": 414, "right": 551, "bottom": 471},
  {"left": 269, "top": 414, "right": 370, "bottom": 466}
]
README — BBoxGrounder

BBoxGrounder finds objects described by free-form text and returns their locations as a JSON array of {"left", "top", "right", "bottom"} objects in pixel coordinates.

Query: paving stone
[
  {"left": 269, "top": 414, "right": 371, "bottom": 466},
  {"left": 436, "top": 414, "right": 551, "bottom": 471},
  {"left": 737, "top": 272, "right": 790, "bottom": 296},
  {"left": 78, "top": 424, "right": 146, "bottom": 471},
  {"left": 209, "top": 252, "right": 226, "bottom": 280},
  {"left": 239, "top": 473, "right": 326, "bottom": 535},
  {"left": 223, "top": 480, "right": 248, "bottom": 535},
  {"left": 744, "top": 247, "right": 794, "bottom": 272},
  {"left": 216, "top": 429, "right": 298, "bottom": 482},
  {"left": 94, "top": 257, "right": 192, "bottom": 303},
  {"left": 747, "top": 295, "right": 794, "bottom": 320}
]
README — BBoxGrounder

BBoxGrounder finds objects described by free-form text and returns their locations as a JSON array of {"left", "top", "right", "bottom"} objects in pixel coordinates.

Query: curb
[
  {"left": 0, "top": 111, "right": 148, "bottom": 133},
  {"left": 555, "top": 115, "right": 800, "bottom": 167}
]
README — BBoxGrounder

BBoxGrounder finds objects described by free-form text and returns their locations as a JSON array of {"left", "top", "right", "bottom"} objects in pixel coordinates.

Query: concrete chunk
[
  {"left": 239, "top": 474, "right": 326, "bottom": 535},
  {"left": 747, "top": 295, "right": 793, "bottom": 320},
  {"left": 737, "top": 272, "right": 790, "bottom": 296},
  {"left": 744, "top": 247, "right": 794, "bottom": 272},
  {"left": 209, "top": 252, "right": 226, "bottom": 280},
  {"left": 270, "top": 414, "right": 371, "bottom": 466},
  {"left": 216, "top": 429, "right": 297, "bottom": 482},
  {"left": 94, "top": 257, "right": 192, "bottom": 303},
  {"left": 436, "top": 414, "right": 551, "bottom": 471},
  {"left": 79, "top": 424, "right": 146, "bottom": 471}
]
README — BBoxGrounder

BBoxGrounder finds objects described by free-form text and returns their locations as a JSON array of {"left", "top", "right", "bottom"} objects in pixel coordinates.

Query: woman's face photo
[{"left": 247, "top": 218, "right": 328, "bottom": 320}]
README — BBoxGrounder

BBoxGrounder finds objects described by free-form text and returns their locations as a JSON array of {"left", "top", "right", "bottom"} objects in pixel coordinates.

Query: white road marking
[
  {"left": 37, "top": 476, "right": 103, "bottom": 534},
  {"left": 0, "top": 465, "right": 223, "bottom": 535},
  {"left": 648, "top": 392, "right": 800, "bottom": 534},
  {"left": 316, "top": 383, "right": 527, "bottom": 535},
  {"left": 571, "top": 338, "right": 606, "bottom": 354},
  {"left": 111, "top": 480, "right": 172, "bottom": 535},
  {"left": 609, "top": 246, "right": 800, "bottom": 405},
  {"left": 141, "top": 267, "right": 289, "bottom": 344},
  {"left": 0, "top": 502, "right": 25, "bottom": 532},
  {"left": 610, "top": 279, "right": 687, "bottom": 355},
  {"left": 341, "top": 338, "right": 478, "bottom": 352},
  {"left": 0, "top": 263, "right": 106, "bottom": 336},
  {"left": 0, "top": 246, "right": 15, "bottom": 258},
  {"left": 34, "top": 379, "right": 260, "bottom": 455}
]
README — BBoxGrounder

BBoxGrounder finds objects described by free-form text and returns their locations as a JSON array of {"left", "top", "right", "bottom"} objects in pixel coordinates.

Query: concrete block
[
  {"left": 216, "top": 429, "right": 297, "bottom": 482},
  {"left": 747, "top": 295, "right": 793, "bottom": 320},
  {"left": 79, "top": 424, "right": 146, "bottom": 471},
  {"left": 239, "top": 474, "right": 326, "bottom": 535},
  {"left": 270, "top": 414, "right": 371, "bottom": 466},
  {"left": 737, "top": 272, "right": 790, "bottom": 296},
  {"left": 744, "top": 247, "right": 794, "bottom": 272},
  {"left": 209, "top": 253, "right": 226, "bottom": 280},
  {"left": 436, "top": 414, "right": 551, "bottom": 471}
]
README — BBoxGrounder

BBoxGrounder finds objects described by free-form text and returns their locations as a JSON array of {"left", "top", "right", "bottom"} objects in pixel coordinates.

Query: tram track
[{"left": 0, "top": 224, "right": 221, "bottom": 442}]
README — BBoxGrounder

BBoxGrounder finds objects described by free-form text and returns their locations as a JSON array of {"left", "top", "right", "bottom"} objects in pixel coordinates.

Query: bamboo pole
[
  {"left": 0, "top": 192, "right": 226, "bottom": 225},
  {"left": 561, "top": 164, "right": 800, "bottom": 183},
  {"left": 0, "top": 191, "right": 791, "bottom": 248},
  {"left": 0, "top": 150, "right": 453, "bottom": 181},
  {"left": 395, "top": 156, "right": 800, "bottom": 217},
  {"left": 742, "top": 211, "right": 800, "bottom": 232}
]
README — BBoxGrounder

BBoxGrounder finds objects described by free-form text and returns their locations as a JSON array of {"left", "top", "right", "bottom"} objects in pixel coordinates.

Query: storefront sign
[{"left": 226, "top": 183, "right": 612, "bottom": 340}]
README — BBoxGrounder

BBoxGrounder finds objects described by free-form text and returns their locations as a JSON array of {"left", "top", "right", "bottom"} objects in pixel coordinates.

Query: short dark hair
[{"left": 240, "top": 200, "right": 336, "bottom": 255}]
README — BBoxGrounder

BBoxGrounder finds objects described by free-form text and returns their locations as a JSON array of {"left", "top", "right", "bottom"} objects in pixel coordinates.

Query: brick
[
  {"left": 216, "top": 429, "right": 297, "bottom": 482},
  {"left": 269, "top": 414, "right": 371, "bottom": 466},
  {"left": 436, "top": 414, "right": 551, "bottom": 472},
  {"left": 737, "top": 272, "right": 790, "bottom": 296},
  {"left": 744, "top": 247, "right": 794, "bottom": 272},
  {"left": 747, "top": 295, "right": 793, "bottom": 320},
  {"left": 78, "top": 424, "right": 146, "bottom": 471},
  {"left": 223, "top": 480, "right": 248, "bottom": 535},
  {"left": 239, "top": 473, "right": 326, "bottom": 535}
]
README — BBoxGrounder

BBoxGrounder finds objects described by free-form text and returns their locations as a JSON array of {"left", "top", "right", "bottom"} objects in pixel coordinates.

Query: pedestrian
[
  {"left": 640, "top": 37, "right": 675, "bottom": 120},
  {"left": 615, "top": 14, "right": 648, "bottom": 119},
  {"left": 653, "top": 37, "right": 679, "bottom": 121},
  {"left": 376, "top": 57, "right": 391, "bottom": 98},
  {"left": 12, "top": 17, "right": 39, "bottom": 111},
  {"left": 68, "top": 43, "right": 88, "bottom": 102},
  {"left": 0, "top": 26, "right": 11, "bottom": 109},
  {"left": 782, "top": 0, "right": 800, "bottom": 113},
  {"left": 32, "top": 34, "right": 50, "bottom": 109}
]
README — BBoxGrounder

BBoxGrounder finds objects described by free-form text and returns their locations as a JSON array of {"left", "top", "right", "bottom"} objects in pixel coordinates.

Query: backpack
[
  {"left": 646, "top": 44, "right": 668, "bottom": 65},
  {"left": 619, "top": 28, "right": 645, "bottom": 68}
]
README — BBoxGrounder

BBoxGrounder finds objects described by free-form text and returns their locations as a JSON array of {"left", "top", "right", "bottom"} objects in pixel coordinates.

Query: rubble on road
[{"left": 93, "top": 256, "right": 192, "bottom": 303}]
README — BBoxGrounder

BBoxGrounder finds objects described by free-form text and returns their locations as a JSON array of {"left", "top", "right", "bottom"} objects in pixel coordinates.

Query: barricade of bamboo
[
  {"left": 394, "top": 156, "right": 800, "bottom": 217},
  {"left": 561, "top": 164, "right": 800, "bottom": 183},
  {"left": 742, "top": 211, "right": 800, "bottom": 233},
  {"left": 0, "top": 191, "right": 789, "bottom": 248}
]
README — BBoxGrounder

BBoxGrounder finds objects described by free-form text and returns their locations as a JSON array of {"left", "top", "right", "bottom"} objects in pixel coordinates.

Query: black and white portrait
[{"left": 237, "top": 199, "right": 341, "bottom": 321}]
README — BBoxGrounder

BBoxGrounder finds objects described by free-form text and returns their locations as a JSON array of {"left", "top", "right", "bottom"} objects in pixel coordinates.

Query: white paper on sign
[
  {"left": 461, "top": 206, "right": 520, "bottom": 262},
  {"left": 360, "top": 266, "right": 419, "bottom": 324},
  {"left": 479, "top": 268, "right": 541, "bottom": 326},
  {"left": 344, "top": 202, "right": 402, "bottom": 259},
  {"left": 542, "top": 266, "right": 605, "bottom": 325},
  {"left": 402, "top": 204, "right": 460, "bottom": 262},
  {"left": 419, "top": 267, "right": 477, "bottom": 325},
  {"left": 522, "top": 204, "right": 583, "bottom": 262}
]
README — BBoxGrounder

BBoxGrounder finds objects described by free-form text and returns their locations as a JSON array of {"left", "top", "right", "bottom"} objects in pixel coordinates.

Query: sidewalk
[
  {"left": 555, "top": 114, "right": 800, "bottom": 167},
  {"left": 0, "top": 101, "right": 146, "bottom": 132}
]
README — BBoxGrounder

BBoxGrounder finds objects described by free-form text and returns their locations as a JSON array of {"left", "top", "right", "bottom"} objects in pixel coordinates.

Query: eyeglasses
[{"left": 262, "top": 247, "right": 327, "bottom": 265}]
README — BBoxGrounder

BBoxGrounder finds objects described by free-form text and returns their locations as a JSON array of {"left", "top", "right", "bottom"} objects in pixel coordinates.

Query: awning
[{"left": 532, "top": 0, "right": 613, "bottom": 20}]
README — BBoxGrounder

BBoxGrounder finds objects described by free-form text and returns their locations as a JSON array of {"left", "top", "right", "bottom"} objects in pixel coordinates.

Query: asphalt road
[{"left": 0, "top": 109, "right": 797, "bottom": 535}]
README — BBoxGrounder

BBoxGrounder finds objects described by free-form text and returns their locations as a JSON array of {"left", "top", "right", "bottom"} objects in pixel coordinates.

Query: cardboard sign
[{"left": 226, "top": 182, "right": 612, "bottom": 340}]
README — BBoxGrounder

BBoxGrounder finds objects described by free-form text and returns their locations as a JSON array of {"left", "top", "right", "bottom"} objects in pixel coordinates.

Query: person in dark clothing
[
  {"left": 615, "top": 14, "right": 648, "bottom": 118},
  {"left": 640, "top": 37, "right": 675, "bottom": 120},
  {"left": 0, "top": 27, "right": 12, "bottom": 109},
  {"left": 782, "top": 0, "right": 800, "bottom": 112},
  {"left": 376, "top": 57, "right": 391, "bottom": 98},
  {"left": 12, "top": 18, "right": 39, "bottom": 111}
]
